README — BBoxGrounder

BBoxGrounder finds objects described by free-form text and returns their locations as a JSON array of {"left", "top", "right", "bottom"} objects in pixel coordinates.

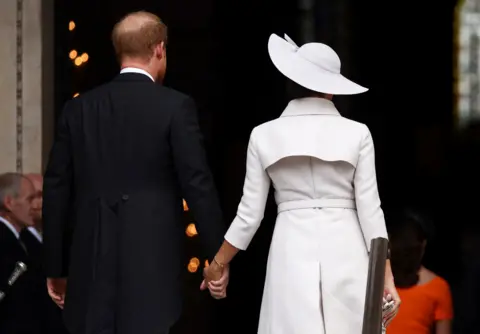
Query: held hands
[
  {"left": 200, "top": 259, "right": 229, "bottom": 299},
  {"left": 47, "top": 277, "right": 67, "bottom": 309},
  {"left": 382, "top": 276, "right": 401, "bottom": 327}
]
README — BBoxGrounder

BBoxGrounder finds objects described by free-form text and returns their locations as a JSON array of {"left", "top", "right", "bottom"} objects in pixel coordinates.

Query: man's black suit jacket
[
  {"left": 43, "top": 73, "right": 225, "bottom": 334},
  {"left": 0, "top": 223, "right": 41, "bottom": 334},
  {"left": 21, "top": 229, "right": 69, "bottom": 334},
  {"left": 21, "top": 229, "right": 42, "bottom": 266}
]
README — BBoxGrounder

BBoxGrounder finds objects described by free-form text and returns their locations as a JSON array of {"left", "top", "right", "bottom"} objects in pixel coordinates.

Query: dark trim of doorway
[{"left": 16, "top": 0, "right": 23, "bottom": 173}]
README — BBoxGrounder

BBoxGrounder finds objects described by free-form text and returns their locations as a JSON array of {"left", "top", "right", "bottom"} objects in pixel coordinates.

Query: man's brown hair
[{"left": 112, "top": 11, "right": 168, "bottom": 62}]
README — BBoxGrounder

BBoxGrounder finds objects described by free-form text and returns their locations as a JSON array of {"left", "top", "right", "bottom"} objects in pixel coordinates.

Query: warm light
[
  {"left": 204, "top": 260, "right": 209, "bottom": 267},
  {"left": 187, "top": 257, "right": 200, "bottom": 273},
  {"left": 187, "top": 262, "right": 198, "bottom": 273},
  {"left": 74, "top": 57, "right": 83, "bottom": 66},
  {"left": 73, "top": 93, "right": 79, "bottom": 98},
  {"left": 185, "top": 223, "right": 197, "bottom": 237},
  {"left": 183, "top": 199, "right": 188, "bottom": 211},
  {"left": 81, "top": 53, "right": 89, "bottom": 62},
  {"left": 69, "top": 50, "right": 77, "bottom": 60},
  {"left": 69, "top": 21, "right": 76, "bottom": 31}
]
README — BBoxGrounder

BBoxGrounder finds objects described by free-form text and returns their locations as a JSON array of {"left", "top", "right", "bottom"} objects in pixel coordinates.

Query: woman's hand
[
  {"left": 200, "top": 260, "right": 229, "bottom": 299},
  {"left": 383, "top": 276, "right": 401, "bottom": 326},
  {"left": 200, "top": 241, "right": 238, "bottom": 300},
  {"left": 202, "top": 260, "right": 223, "bottom": 282}
]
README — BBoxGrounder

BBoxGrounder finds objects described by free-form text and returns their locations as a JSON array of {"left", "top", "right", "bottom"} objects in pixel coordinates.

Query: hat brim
[{"left": 268, "top": 34, "right": 368, "bottom": 95}]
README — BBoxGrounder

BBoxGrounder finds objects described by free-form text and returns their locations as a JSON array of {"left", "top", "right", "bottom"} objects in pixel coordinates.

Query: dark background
[{"left": 54, "top": 0, "right": 473, "bottom": 333}]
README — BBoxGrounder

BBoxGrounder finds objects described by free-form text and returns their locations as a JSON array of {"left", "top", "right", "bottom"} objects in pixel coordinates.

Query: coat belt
[{"left": 277, "top": 198, "right": 356, "bottom": 213}]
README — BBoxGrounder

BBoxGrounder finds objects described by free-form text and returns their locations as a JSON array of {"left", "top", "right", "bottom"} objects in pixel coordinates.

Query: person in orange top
[{"left": 387, "top": 210, "right": 453, "bottom": 334}]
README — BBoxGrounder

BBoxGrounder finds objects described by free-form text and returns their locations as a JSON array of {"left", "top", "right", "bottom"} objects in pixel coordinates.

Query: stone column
[{"left": 0, "top": 0, "right": 54, "bottom": 174}]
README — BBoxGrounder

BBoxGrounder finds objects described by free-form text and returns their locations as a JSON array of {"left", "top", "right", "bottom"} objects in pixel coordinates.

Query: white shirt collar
[
  {"left": 27, "top": 226, "right": 42, "bottom": 243},
  {"left": 120, "top": 67, "right": 155, "bottom": 82},
  {"left": 0, "top": 216, "right": 20, "bottom": 240}
]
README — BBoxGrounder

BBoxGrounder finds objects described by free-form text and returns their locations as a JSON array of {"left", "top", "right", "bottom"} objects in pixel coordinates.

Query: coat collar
[
  {"left": 120, "top": 67, "right": 155, "bottom": 82},
  {"left": 0, "top": 215, "right": 20, "bottom": 239},
  {"left": 113, "top": 72, "right": 156, "bottom": 83},
  {"left": 280, "top": 97, "right": 340, "bottom": 117}
]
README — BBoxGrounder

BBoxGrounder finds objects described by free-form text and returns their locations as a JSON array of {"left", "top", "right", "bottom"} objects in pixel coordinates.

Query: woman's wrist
[
  {"left": 209, "top": 261, "right": 221, "bottom": 274},
  {"left": 204, "top": 257, "right": 223, "bottom": 281},
  {"left": 214, "top": 253, "right": 229, "bottom": 266},
  {"left": 384, "top": 260, "right": 394, "bottom": 281},
  {"left": 213, "top": 256, "right": 225, "bottom": 269}
]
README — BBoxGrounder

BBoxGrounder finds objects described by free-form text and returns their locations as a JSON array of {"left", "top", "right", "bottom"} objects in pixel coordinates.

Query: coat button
[{"left": 121, "top": 194, "right": 129, "bottom": 201}]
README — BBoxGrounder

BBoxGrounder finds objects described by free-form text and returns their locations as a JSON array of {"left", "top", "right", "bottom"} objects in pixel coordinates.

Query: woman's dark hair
[
  {"left": 286, "top": 80, "right": 327, "bottom": 100},
  {"left": 389, "top": 209, "right": 432, "bottom": 288}
]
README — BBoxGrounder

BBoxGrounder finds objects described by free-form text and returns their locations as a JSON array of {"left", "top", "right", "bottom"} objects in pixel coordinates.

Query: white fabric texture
[{"left": 224, "top": 97, "right": 388, "bottom": 334}]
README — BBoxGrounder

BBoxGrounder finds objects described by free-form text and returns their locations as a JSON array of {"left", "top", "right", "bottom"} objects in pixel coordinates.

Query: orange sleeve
[{"left": 434, "top": 278, "right": 454, "bottom": 321}]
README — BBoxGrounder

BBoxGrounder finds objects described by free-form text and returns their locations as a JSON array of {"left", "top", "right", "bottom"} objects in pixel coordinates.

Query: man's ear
[
  {"left": 3, "top": 195, "right": 14, "bottom": 212},
  {"left": 160, "top": 41, "right": 166, "bottom": 57},
  {"left": 154, "top": 43, "right": 165, "bottom": 59}
]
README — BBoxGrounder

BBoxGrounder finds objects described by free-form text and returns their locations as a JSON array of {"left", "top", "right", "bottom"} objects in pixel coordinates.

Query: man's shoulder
[
  {"left": 66, "top": 81, "right": 192, "bottom": 113},
  {"left": 0, "top": 222, "right": 16, "bottom": 242},
  {"left": 152, "top": 85, "right": 192, "bottom": 104},
  {"left": 65, "top": 82, "right": 110, "bottom": 107},
  {"left": 0, "top": 224, "right": 22, "bottom": 257}
]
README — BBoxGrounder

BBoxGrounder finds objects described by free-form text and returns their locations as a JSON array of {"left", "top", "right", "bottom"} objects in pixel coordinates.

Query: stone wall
[{"left": 0, "top": 0, "right": 54, "bottom": 174}]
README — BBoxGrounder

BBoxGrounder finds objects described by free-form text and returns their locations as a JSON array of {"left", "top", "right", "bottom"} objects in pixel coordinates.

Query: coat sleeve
[
  {"left": 43, "top": 101, "right": 75, "bottom": 278},
  {"left": 170, "top": 97, "right": 225, "bottom": 259},
  {"left": 354, "top": 126, "right": 388, "bottom": 251},
  {"left": 224, "top": 129, "right": 271, "bottom": 250}
]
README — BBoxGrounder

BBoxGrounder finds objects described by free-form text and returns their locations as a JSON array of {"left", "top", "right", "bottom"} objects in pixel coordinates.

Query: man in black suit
[
  {"left": 20, "top": 173, "right": 68, "bottom": 334},
  {"left": 43, "top": 11, "right": 228, "bottom": 334},
  {"left": 0, "top": 172, "right": 40, "bottom": 334},
  {"left": 21, "top": 174, "right": 44, "bottom": 263}
]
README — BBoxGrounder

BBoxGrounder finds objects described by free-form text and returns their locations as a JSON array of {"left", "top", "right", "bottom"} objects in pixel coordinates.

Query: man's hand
[
  {"left": 200, "top": 261, "right": 229, "bottom": 299},
  {"left": 47, "top": 278, "right": 67, "bottom": 309}
]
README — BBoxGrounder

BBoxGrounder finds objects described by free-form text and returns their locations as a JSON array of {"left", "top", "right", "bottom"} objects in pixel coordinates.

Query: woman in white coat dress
[{"left": 202, "top": 34, "right": 401, "bottom": 334}]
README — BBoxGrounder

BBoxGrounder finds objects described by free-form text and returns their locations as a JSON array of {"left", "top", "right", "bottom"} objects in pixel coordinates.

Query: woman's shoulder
[
  {"left": 252, "top": 114, "right": 369, "bottom": 146},
  {"left": 249, "top": 113, "right": 372, "bottom": 171}
]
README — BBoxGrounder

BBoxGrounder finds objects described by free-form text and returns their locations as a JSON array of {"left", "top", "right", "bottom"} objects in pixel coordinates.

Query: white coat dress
[{"left": 224, "top": 97, "right": 388, "bottom": 334}]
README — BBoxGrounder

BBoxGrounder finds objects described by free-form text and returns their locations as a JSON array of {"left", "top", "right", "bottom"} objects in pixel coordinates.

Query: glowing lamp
[
  {"left": 81, "top": 53, "right": 89, "bottom": 62},
  {"left": 187, "top": 257, "right": 200, "bottom": 273},
  {"left": 185, "top": 223, "right": 197, "bottom": 237},
  {"left": 69, "top": 50, "right": 77, "bottom": 60},
  {"left": 187, "top": 262, "right": 197, "bottom": 273}
]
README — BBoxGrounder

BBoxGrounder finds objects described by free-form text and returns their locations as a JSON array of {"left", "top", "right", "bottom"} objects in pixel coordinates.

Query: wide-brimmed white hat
[{"left": 268, "top": 34, "right": 368, "bottom": 95}]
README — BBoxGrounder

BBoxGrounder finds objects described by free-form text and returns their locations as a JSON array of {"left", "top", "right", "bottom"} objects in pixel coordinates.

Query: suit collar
[
  {"left": 0, "top": 215, "right": 20, "bottom": 239},
  {"left": 120, "top": 67, "right": 155, "bottom": 82},
  {"left": 113, "top": 72, "right": 156, "bottom": 83},
  {"left": 27, "top": 227, "right": 42, "bottom": 243},
  {"left": 280, "top": 97, "right": 340, "bottom": 117}
]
